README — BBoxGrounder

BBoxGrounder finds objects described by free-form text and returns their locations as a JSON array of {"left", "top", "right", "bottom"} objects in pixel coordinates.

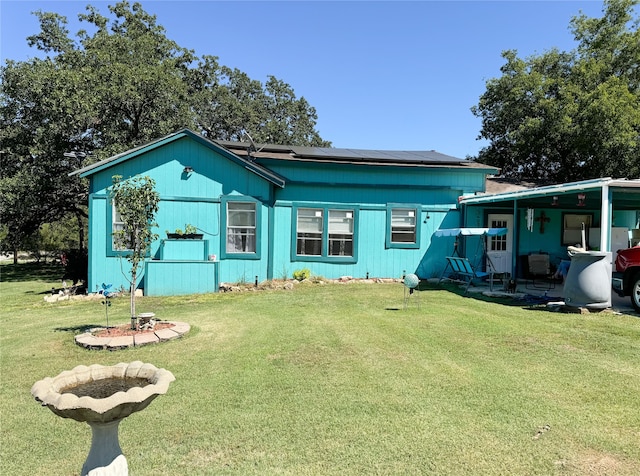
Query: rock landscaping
[{"left": 75, "top": 321, "right": 190, "bottom": 350}]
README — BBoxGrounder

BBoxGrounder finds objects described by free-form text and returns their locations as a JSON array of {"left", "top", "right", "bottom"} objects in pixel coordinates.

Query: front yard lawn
[{"left": 2, "top": 263, "right": 640, "bottom": 475}]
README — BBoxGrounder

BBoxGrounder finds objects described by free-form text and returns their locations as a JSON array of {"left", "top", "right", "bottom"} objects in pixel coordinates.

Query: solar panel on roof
[
  {"left": 291, "top": 146, "right": 463, "bottom": 163},
  {"left": 218, "top": 140, "right": 466, "bottom": 164}
]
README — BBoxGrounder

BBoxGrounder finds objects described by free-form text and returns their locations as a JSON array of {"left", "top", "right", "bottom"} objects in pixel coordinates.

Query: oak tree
[{"left": 472, "top": 0, "right": 640, "bottom": 183}]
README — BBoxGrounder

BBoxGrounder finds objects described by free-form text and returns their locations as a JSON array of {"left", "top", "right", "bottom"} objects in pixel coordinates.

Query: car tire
[{"left": 631, "top": 272, "right": 640, "bottom": 312}]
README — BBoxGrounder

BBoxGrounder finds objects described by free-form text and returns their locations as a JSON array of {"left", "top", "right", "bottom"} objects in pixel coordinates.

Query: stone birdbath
[{"left": 31, "top": 361, "right": 175, "bottom": 476}]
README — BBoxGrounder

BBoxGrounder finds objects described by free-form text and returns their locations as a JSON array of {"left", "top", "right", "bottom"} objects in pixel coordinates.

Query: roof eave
[
  {"left": 70, "top": 129, "right": 286, "bottom": 188},
  {"left": 460, "top": 177, "right": 618, "bottom": 205}
]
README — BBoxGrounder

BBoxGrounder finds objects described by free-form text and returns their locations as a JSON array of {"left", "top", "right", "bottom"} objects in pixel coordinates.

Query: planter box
[
  {"left": 145, "top": 260, "right": 219, "bottom": 296},
  {"left": 159, "top": 239, "right": 207, "bottom": 260},
  {"left": 166, "top": 233, "right": 204, "bottom": 240}
]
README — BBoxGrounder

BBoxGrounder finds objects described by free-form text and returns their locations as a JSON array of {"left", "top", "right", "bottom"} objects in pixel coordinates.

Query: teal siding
[
  {"left": 277, "top": 183, "right": 461, "bottom": 207},
  {"left": 86, "top": 136, "right": 273, "bottom": 294},
  {"left": 271, "top": 202, "right": 459, "bottom": 280},
  {"left": 91, "top": 137, "right": 271, "bottom": 201},
  {"left": 84, "top": 132, "right": 494, "bottom": 294},
  {"left": 262, "top": 160, "right": 486, "bottom": 195},
  {"left": 145, "top": 261, "right": 218, "bottom": 296},
  {"left": 159, "top": 240, "right": 208, "bottom": 260}
]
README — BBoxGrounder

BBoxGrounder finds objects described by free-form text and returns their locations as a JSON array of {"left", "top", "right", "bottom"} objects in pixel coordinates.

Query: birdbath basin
[{"left": 31, "top": 361, "right": 175, "bottom": 476}]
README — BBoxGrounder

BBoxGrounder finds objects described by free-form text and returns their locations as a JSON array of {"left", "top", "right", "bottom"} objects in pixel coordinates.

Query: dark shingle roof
[{"left": 215, "top": 140, "right": 492, "bottom": 169}]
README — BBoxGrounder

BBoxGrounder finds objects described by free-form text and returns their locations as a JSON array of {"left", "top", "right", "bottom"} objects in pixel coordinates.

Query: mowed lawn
[{"left": 2, "top": 263, "right": 640, "bottom": 475}]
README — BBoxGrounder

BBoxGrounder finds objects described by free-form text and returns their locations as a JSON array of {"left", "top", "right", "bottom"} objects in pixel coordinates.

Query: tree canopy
[
  {"left": 0, "top": 1, "right": 329, "bottom": 254},
  {"left": 472, "top": 0, "right": 640, "bottom": 183}
]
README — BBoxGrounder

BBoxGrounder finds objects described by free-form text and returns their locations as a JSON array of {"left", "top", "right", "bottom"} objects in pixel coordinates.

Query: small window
[
  {"left": 562, "top": 213, "right": 593, "bottom": 246},
  {"left": 391, "top": 208, "right": 416, "bottom": 243},
  {"left": 227, "top": 202, "right": 256, "bottom": 253},
  {"left": 297, "top": 208, "right": 323, "bottom": 256},
  {"left": 386, "top": 204, "right": 421, "bottom": 249}
]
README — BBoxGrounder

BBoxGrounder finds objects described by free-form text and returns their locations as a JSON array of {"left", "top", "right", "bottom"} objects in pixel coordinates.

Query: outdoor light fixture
[
  {"left": 183, "top": 166, "right": 193, "bottom": 174},
  {"left": 577, "top": 193, "right": 586, "bottom": 207},
  {"left": 551, "top": 196, "right": 559, "bottom": 206}
]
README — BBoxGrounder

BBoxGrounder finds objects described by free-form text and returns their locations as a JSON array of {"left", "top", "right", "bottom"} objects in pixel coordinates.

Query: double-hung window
[
  {"left": 328, "top": 210, "right": 354, "bottom": 256},
  {"left": 296, "top": 208, "right": 323, "bottom": 256},
  {"left": 294, "top": 205, "right": 357, "bottom": 262},
  {"left": 221, "top": 197, "right": 260, "bottom": 259},
  {"left": 111, "top": 203, "right": 131, "bottom": 251},
  {"left": 227, "top": 202, "right": 256, "bottom": 253},
  {"left": 386, "top": 205, "right": 421, "bottom": 249}
]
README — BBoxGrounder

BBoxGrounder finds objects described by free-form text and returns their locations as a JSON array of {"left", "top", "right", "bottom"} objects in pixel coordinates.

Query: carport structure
[{"left": 457, "top": 178, "right": 640, "bottom": 280}]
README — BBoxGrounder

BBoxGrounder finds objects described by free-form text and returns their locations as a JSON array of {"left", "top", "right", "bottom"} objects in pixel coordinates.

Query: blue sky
[{"left": 1, "top": 0, "right": 606, "bottom": 158}]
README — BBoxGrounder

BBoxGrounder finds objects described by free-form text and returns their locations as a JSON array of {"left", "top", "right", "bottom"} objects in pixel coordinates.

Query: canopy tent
[{"left": 433, "top": 227, "right": 508, "bottom": 237}]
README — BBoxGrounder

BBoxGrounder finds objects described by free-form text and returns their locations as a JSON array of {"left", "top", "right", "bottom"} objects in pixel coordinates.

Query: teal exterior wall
[
  {"left": 145, "top": 261, "right": 218, "bottom": 296},
  {"left": 83, "top": 132, "right": 494, "bottom": 295},
  {"left": 85, "top": 134, "right": 275, "bottom": 294}
]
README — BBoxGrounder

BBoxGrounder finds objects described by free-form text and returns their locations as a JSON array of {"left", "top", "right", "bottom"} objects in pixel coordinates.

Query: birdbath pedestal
[{"left": 31, "top": 361, "right": 175, "bottom": 476}]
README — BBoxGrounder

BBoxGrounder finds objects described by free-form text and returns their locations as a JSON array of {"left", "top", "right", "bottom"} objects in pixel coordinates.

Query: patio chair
[
  {"left": 439, "top": 256, "right": 492, "bottom": 294},
  {"left": 526, "top": 253, "right": 555, "bottom": 290}
]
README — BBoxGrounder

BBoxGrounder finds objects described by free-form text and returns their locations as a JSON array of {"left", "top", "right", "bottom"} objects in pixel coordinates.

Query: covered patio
[{"left": 458, "top": 178, "right": 640, "bottom": 281}]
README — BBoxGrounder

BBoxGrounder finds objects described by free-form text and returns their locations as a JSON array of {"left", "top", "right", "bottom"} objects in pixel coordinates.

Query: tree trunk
[
  {"left": 77, "top": 212, "right": 85, "bottom": 251},
  {"left": 130, "top": 270, "right": 137, "bottom": 329}
]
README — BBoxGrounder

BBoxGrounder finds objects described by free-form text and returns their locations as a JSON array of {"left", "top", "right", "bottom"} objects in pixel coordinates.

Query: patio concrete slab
[
  {"left": 155, "top": 328, "right": 181, "bottom": 341},
  {"left": 170, "top": 322, "right": 190, "bottom": 335},
  {"left": 465, "top": 280, "right": 637, "bottom": 315},
  {"left": 74, "top": 333, "right": 112, "bottom": 350},
  {"left": 134, "top": 332, "right": 160, "bottom": 346},
  {"left": 106, "top": 336, "right": 134, "bottom": 349}
]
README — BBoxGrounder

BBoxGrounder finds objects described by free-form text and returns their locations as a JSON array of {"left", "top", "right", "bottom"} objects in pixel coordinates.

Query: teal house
[{"left": 74, "top": 129, "right": 498, "bottom": 295}]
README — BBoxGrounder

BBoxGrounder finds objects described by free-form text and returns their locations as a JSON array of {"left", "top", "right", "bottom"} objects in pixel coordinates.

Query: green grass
[{"left": 2, "top": 263, "right": 640, "bottom": 475}]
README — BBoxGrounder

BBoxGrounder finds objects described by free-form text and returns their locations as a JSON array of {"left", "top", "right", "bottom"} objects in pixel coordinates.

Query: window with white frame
[
  {"left": 296, "top": 208, "right": 323, "bottom": 256},
  {"left": 112, "top": 203, "right": 130, "bottom": 250},
  {"left": 294, "top": 206, "right": 357, "bottom": 260},
  {"left": 328, "top": 209, "right": 354, "bottom": 256},
  {"left": 226, "top": 201, "right": 256, "bottom": 253},
  {"left": 390, "top": 208, "right": 417, "bottom": 243}
]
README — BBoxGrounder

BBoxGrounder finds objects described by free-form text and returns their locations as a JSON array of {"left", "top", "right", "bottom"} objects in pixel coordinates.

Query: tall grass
[{"left": 2, "top": 263, "right": 640, "bottom": 475}]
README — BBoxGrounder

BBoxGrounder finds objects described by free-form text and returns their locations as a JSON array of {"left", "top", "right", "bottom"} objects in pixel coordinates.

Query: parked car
[{"left": 612, "top": 246, "right": 640, "bottom": 312}]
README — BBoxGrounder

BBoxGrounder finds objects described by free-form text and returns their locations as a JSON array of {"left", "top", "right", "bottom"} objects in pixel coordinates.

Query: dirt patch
[
  {"left": 556, "top": 450, "right": 635, "bottom": 475},
  {"left": 93, "top": 322, "right": 174, "bottom": 337}
]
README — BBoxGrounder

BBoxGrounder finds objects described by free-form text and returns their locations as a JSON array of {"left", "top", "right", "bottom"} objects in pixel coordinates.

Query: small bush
[{"left": 293, "top": 268, "right": 311, "bottom": 281}]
